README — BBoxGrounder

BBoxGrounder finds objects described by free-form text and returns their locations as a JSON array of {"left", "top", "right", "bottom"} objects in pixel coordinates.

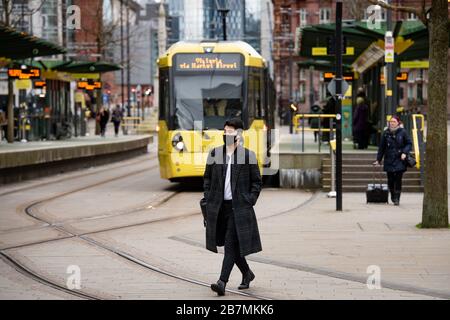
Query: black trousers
[
  {"left": 354, "top": 130, "right": 368, "bottom": 149},
  {"left": 100, "top": 123, "right": 107, "bottom": 136},
  {"left": 113, "top": 121, "right": 120, "bottom": 135},
  {"left": 219, "top": 200, "right": 249, "bottom": 283},
  {"left": 387, "top": 171, "right": 404, "bottom": 194}
]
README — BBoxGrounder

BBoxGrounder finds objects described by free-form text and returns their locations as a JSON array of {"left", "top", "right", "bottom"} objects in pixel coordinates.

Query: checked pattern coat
[{"left": 200, "top": 144, "right": 262, "bottom": 257}]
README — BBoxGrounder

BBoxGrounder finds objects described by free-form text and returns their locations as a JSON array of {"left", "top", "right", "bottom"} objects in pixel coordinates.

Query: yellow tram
[{"left": 156, "top": 41, "right": 275, "bottom": 182}]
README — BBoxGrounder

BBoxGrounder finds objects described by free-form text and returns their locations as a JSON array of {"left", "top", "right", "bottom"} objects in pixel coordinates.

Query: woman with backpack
[{"left": 373, "top": 115, "right": 413, "bottom": 206}]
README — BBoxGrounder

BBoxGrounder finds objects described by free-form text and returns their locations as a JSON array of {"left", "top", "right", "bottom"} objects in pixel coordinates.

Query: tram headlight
[
  {"left": 175, "top": 141, "right": 184, "bottom": 151},
  {"left": 172, "top": 134, "right": 184, "bottom": 151}
]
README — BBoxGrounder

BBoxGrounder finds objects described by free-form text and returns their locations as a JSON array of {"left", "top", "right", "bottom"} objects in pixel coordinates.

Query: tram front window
[{"left": 173, "top": 74, "right": 243, "bottom": 130}]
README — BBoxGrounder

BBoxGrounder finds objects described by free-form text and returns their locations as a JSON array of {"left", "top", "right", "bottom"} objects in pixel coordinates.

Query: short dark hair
[{"left": 224, "top": 118, "right": 244, "bottom": 130}]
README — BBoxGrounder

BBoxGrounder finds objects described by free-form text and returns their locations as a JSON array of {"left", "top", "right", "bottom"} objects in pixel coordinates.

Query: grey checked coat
[{"left": 200, "top": 144, "right": 262, "bottom": 257}]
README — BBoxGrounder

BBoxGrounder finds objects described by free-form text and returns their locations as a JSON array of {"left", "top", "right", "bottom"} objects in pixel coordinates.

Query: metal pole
[
  {"left": 302, "top": 114, "right": 305, "bottom": 152},
  {"left": 386, "top": 0, "right": 393, "bottom": 116},
  {"left": 318, "top": 115, "right": 322, "bottom": 152},
  {"left": 309, "top": 66, "right": 314, "bottom": 109},
  {"left": 289, "top": 41, "right": 293, "bottom": 134},
  {"left": 120, "top": 0, "right": 125, "bottom": 113},
  {"left": 126, "top": 0, "right": 131, "bottom": 117},
  {"left": 335, "top": 0, "right": 343, "bottom": 211},
  {"left": 220, "top": 10, "right": 228, "bottom": 41}
]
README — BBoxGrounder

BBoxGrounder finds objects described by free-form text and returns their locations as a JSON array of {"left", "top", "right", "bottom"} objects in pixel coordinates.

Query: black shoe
[
  {"left": 211, "top": 280, "right": 226, "bottom": 296},
  {"left": 394, "top": 192, "right": 400, "bottom": 206},
  {"left": 238, "top": 270, "right": 255, "bottom": 290}
]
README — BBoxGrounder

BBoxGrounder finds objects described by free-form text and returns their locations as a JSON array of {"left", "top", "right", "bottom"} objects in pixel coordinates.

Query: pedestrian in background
[
  {"left": 0, "top": 110, "right": 7, "bottom": 141},
  {"left": 309, "top": 103, "right": 321, "bottom": 142},
  {"left": 201, "top": 118, "right": 262, "bottom": 296},
  {"left": 97, "top": 106, "right": 110, "bottom": 137},
  {"left": 373, "top": 115, "right": 412, "bottom": 205},
  {"left": 111, "top": 105, "right": 123, "bottom": 137},
  {"left": 353, "top": 96, "right": 370, "bottom": 149}
]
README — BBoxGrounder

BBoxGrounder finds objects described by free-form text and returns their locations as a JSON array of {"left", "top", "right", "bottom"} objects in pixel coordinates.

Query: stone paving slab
[
  {"left": 4, "top": 237, "right": 252, "bottom": 300},
  {"left": 85, "top": 190, "right": 443, "bottom": 299},
  {"left": 0, "top": 256, "right": 79, "bottom": 300}
]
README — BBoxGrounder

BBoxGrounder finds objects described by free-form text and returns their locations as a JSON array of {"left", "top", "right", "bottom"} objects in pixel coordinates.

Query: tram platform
[
  {"left": 0, "top": 133, "right": 153, "bottom": 184},
  {"left": 272, "top": 125, "right": 423, "bottom": 192}
]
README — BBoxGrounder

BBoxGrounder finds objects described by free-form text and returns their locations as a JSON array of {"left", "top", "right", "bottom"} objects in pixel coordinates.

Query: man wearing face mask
[{"left": 200, "top": 118, "right": 262, "bottom": 296}]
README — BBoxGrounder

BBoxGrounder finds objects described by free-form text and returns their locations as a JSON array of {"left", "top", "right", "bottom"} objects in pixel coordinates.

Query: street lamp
[{"left": 215, "top": 0, "right": 229, "bottom": 41}]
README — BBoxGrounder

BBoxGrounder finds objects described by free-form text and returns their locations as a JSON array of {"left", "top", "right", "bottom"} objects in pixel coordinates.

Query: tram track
[
  {"left": 1, "top": 158, "right": 280, "bottom": 300},
  {"left": 0, "top": 153, "right": 158, "bottom": 198},
  {"left": 3, "top": 162, "right": 160, "bottom": 234}
]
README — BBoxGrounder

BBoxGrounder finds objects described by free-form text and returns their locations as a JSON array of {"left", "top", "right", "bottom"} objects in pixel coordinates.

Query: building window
[
  {"left": 299, "top": 83, "right": 306, "bottom": 102},
  {"left": 407, "top": 13, "right": 417, "bottom": 20},
  {"left": 320, "top": 82, "right": 327, "bottom": 102},
  {"left": 319, "top": 8, "right": 331, "bottom": 24},
  {"left": 299, "top": 9, "right": 307, "bottom": 27},
  {"left": 299, "top": 69, "right": 306, "bottom": 81},
  {"left": 281, "top": 8, "right": 290, "bottom": 33},
  {"left": 408, "top": 85, "right": 414, "bottom": 101}
]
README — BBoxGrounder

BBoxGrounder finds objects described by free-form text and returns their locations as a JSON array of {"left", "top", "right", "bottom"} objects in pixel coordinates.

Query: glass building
[{"left": 167, "top": 0, "right": 262, "bottom": 53}]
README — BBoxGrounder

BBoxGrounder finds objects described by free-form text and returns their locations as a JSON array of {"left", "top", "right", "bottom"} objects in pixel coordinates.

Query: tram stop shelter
[
  {"left": 0, "top": 24, "right": 66, "bottom": 142},
  {"left": 30, "top": 59, "right": 121, "bottom": 139},
  {"left": 297, "top": 20, "right": 450, "bottom": 139}
]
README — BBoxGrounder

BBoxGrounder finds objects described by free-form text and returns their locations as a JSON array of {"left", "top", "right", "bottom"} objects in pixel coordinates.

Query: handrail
[
  {"left": 411, "top": 114, "right": 425, "bottom": 170},
  {"left": 292, "top": 113, "right": 337, "bottom": 152}
]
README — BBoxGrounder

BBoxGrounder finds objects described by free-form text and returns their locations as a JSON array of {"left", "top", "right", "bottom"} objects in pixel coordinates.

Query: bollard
[{"left": 20, "top": 117, "right": 28, "bottom": 143}]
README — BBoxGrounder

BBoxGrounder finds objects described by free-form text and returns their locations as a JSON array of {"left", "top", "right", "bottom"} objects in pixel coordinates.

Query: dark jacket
[
  {"left": 99, "top": 110, "right": 110, "bottom": 126},
  {"left": 377, "top": 127, "right": 412, "bottom": 172},
  {"left": 201, "top": 145, "right": 262, "bottom": 257},
  {"left": 309, "top": 105, "right": 321, "bottom": 128},
  {"left": 353, "top": 103, "right": 369, "bottom": 133},
  {"left": 111, "top": 108, "right": 123, "bottom": 123}
]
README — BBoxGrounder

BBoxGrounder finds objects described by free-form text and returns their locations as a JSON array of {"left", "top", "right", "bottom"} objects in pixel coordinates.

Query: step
[
  {"left": 323, "top": 159, "right": 378, "bottom": 166},
  {"left": 322, "top": 178, "right": 422, "bottom": 186},
  {"left": 323, "top": 185, "right": 424, "bottom": 193},
  {"left": 322, "top": 164, "right": 421, "bottom": 173},
  {"left": 322, "top": 171, "right": 421, "bottom": 179},
  {"left": 322, "top": 159, "right": 419, "bottom": 166}
]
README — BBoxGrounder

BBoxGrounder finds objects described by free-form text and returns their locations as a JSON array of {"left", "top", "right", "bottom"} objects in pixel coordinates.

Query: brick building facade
[{"left": 272, "top": 0, "right": 450, "bottom": 121}]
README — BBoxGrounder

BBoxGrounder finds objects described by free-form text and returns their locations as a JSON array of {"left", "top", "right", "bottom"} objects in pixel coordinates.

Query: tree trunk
[
  {"left": 6, "top": 78, "right": 14, "bottom": 143},
  {"left": 421, "top": 0, "right": 449, "bottom": 228}
]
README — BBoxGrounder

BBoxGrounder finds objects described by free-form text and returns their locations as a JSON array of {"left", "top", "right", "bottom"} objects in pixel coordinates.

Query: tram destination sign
[
  {"left": 8, "top": 67, "right": 40, "bottom": 79},
  {"left": 175, "top": 53, "right": 242, "bottom": 72}
]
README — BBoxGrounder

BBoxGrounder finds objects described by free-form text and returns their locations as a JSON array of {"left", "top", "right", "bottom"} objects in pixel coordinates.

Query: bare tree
[
  {"left": 1, "top": 0, "right": 45, "bottom": 29},
  {"left": 368, "top": 0, "right": 449, "bottom": 228},
  {"left": 345, "top": 0, "right": 371, "bottom": 21}
]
